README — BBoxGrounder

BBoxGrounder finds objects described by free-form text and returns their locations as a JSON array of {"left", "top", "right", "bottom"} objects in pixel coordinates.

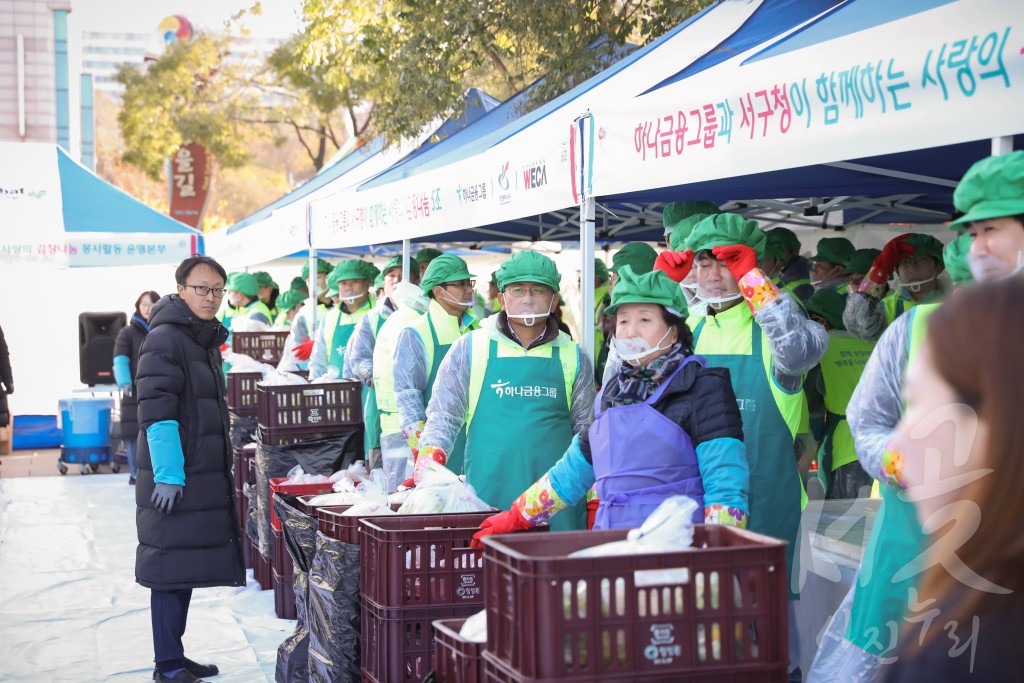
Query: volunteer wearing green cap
[
  {"left": 809, "top": 237, "right": 856, "bottom": 292},
  {"left": 669, "top": 213, "right": 827, "bottom": 674},
  {"left": 393, "top": 255, "right": 479, "bottom": 477},
  {"left": 342, "top": 257, "right": 416, "bottom": 465},
  {"left": 595, "top": 242, "right": 660, "bottom": 385},
  {"left": 414, "top": 248, "right": 443, "bottom": 278},
  {"left": 308, "top": 260, "right": 376, "bottom": 379},
  {"left": 809, "top": 152, "right": 1024, "bottom": 680},
  {"left": 761, "top": 227, "right": 814, "bottom": 302},
  {"left": 657, "top": 201, "right": 722, "bottom": 314},
  {"left": 272, "top": 289, "right": 305, "bottom": 328},
  {"left": 803, "top": 289, "right": 875, "bottom": 499},
  {"left": 843, "top": 233, "right": 946, "bottom": 343},
  {"left": 412, "top": 250, "right": 595, "bottom": 531},
  {"left": 253, "top": 272, "right": 279, "bottom": 319},
  {"left": 942, "top": 233, "right": 974, "bottom": 286},
  {"left": 844, "top": 248, "right": 881, "bottom": 292},
  {"left": 300, "top": 257, "right": 335, "bottom": 310},
  {"left": 225, "top": 272, "right": 272, "bottom": 326},
  {"left": 485, "top": 271, "right": 501, "bottom": 317},
  {"left": 472, "top": 267, "right": 749, "bottom": 543},
  {"left": 216, "top": 272, "right": 241, "bottom": 329}
]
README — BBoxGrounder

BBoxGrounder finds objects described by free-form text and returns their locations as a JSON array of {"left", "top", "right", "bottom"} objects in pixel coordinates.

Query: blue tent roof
[
  {"left": 57, "top": 147, "right": 198, "bottom": 235},
  {"left": 226, "top": 87, "right": 501, "bottom": 235}
]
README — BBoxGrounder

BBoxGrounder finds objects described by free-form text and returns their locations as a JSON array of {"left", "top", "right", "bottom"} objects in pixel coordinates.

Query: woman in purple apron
[{"left": 472, "top": 267, "right": 749, "bottom": 543}]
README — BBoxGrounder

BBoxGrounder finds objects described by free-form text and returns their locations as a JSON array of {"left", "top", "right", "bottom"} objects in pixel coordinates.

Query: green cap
[
  {"left": 950, "top": 151, "right": 1024, "bottom": 229},
  {"left": 605, "top": 266, "right": 687, "bottom": 317},
  {"left": 381, "top": 256, "right": 403, "bottom": 275},
  {"left": 903, "top": 234, "right": 945, "bottom": 267},
  {"left": 611, "top": 242, "right": 658, "bottom": 275},
  {"left": 290, "top": 276, "right": 309, "bottom": 293},
  {"left": 594, "top": 258, "right": 609, "bottom": 284},
  {"left": 415, "top": 248, "right": 443, "bottom": 267},
  {"left": 421, "top": 254, "right": 474, "bottom": 293},
  {"left": 489, "top": 271, "right": 498, "bottom": 286},
  {"left": 763, "top": 231, "right": 789, "bottom": 261},
  {"left": 766, "top": 227, "right": 801, "bottom": 255},
  {"left": 496, "top": 250, "right": 561, "bottom": 291},
  {"left": 332, "top": 259, "right": 378, "bottom": 284},
  {"left": 275, "top": 289, "right": 305, "bottom": 314},
  {"left": 663, "top": 201, "right": 720, "bottom": 231},
  {"left": 811, "top": 237, "right": 856, "bottom": 268},
  {"left": 373, "top": 273, "right": 385, "bottom": 289},
  {"left": 687, "top": 213, "right": 767, "bottom": 261},
  {"left": 943, "top": 233, "right": 973, "bottom": 286},
  {"left": 805, "top": 288, "right": 847, "bottom": 331},
  {"left": 301, "top": 258, "right": 333, "bottom": 278},
  {"left": 253, "top": 271, "right": 277, "bottom": 290},
  {"left": 845, "top": 248, "right": 881, "bottom": 275},
  {"left": 226, "top": 272, "right": 258, "bottom": 298}
]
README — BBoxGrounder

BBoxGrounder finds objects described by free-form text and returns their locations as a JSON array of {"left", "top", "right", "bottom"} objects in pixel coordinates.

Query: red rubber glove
[
  {"left": 293, "top": 338, "right": 314, "bottom": 361},
  {"left": 866, "top": 233, "right": 917, "bottom": 286},
  {"left": 471, "top": 509, "right": 532, "bottom": 549},
  {"left": 653, "top": 249, "right": 695, "bottom": 283},
  {"left": 712, "top": 244, "right": 759, "bottom": 283},
  {"left": 586, "top": 499, "right": 600, "bottom": 530},
  {"left": 219, "top": 343, "right": 230, "bottom": 354},
  {"left": 401, "top": 445, "right": 447, "bottom": 488}
]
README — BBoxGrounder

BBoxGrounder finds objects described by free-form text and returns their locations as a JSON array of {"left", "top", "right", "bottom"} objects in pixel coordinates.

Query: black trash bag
[
  {"left": 255, "top": 434, "right": 353, "bottom": 558},
  {"left": 243, "top": 482, "right": 260, "bottom": 545},
  {"left": 276, "top": 569, "right": 310, "bottom": 683},
  {"left": 273, "top": 494, "right": 318, "bottom": 573},
  {"left": 307, "top": 532, "right": 361, "bottom": 683},
  {"left": 230, "top": 412, "right": 259, "bottom": 448}
]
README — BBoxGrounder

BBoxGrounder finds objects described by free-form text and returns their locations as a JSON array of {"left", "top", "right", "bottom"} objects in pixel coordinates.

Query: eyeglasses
[
  {"left": 505, "top": 285, "right": 553, "bottom": 298},
  {"left": 183, "top": 284, "right": 226, "bottom": 298},
  {"left": 442, "top": 279, "right": 476, "bottom": 289}
]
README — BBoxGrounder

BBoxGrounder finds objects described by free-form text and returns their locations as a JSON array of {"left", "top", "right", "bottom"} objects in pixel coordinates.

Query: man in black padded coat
[{"left": 135, "top": 255, "right": 244, "bottom": 683}]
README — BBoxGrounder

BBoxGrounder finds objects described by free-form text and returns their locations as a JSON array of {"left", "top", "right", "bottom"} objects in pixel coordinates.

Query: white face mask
[
  {"left": 810, "top": 266, "right": 842, "bottom": 289},
  {"left": 613, "top": 328, "right": 674, "bottom": 366},
  {"left": 697, "top": 291, "right": 744, "bottom": 310},
  {"left": 339, "top": 289, "right": 368, "bottom": 305},
  {"left": 437, "top": 286, "right": 475, "bottom": 308},
  {"left": 506, "top": 310, "right": 551, "bottom": 327},
  {"left": 968, "top": 250, "right": 1024, "bottom": 282},
  {"left": 894, "top": 269, "right": 938, "bottom": 293}
]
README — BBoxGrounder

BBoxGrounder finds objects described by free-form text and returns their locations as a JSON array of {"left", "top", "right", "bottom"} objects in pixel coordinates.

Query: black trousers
[{"left": 151, "top": 588, "right": 193, "bottom": 673}]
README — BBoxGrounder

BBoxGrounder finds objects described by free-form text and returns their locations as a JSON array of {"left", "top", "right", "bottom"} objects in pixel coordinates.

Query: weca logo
[
  {"left": 497, "top": 161, "right": 510, "bottom": 191},
  {"left": 522, "top": 162, "right": 548, "bottom": 190}
]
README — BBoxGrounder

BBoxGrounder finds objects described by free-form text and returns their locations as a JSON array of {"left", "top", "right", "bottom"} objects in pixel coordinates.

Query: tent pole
[
  {"left": 402, "top": 239, "right": 411, "bottom": 282},
  {"left": 307, "top": 202, "right": 318, "bottom": 333},
  {"left": 581, "top": 195, "right": 596, "bottom": 365},
  {"left": 992, "top": 136, "right": 1013, "bottom": 156}
]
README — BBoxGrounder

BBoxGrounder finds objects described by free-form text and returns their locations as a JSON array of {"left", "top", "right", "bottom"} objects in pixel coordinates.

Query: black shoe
[
  {"left": 129, "top": 476, "right": 136, "bottom": 485},
  {"left": 152, "top": 659, "right": 218, "bottom": 680},
  {"left": 154, "top": 669, "right": 205, "bottom": 683}
]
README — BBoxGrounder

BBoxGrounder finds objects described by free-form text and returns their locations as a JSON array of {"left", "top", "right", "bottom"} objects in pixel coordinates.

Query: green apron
[
  {"left": 361, "top": 309, "right": 389, "bottom": 455},
  {"left": 464, "top": 335, "right": 586, "bottom": 532},
  {"left": 325, "top": 298, "right": 373, "bottom": 375},
  {"left": 374, "top": 306, "right": 425, "bottom": 435},
  {"left": 421, "top": 312, "right": 470, "bottom": 475},
  {"left": 844, "top": 303, "right": 937, "bottom": 654},
  {"left": 815, "top": 331, "right": 875, "bottom": 495},
  {"left": 693, "top": 310, "right": 803, "bottom": 598}
]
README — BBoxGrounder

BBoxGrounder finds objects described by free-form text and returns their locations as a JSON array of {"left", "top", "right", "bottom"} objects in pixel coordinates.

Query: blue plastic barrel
[{"left": 58, "top": 397, "right": 114, "bottom": 449}]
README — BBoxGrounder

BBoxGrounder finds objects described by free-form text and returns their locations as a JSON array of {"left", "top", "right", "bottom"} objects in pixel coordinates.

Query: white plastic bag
[
  {"left": 329, "top": 461, "right": 369, "bottom": 486},
  {"left": 341, "top": 470, "right": 395, "bottom": 517},
  {"left": 225, "top": 353, "right": 263, "bottom": 372},
  {"left": 459, "top": 609, "right": 487, "bottom": 643},
  {"left": 283, "top": 465, "right": 331, "bottom": 486},
  {"left": 397, "top": 460, "right": 491, "bottom": 514},
  {"left": 569, "top": 495, "right": 698, "bottom": 558},
  {"left": 228, "top": 317, "right": 271, "bottom": 333},
  {"left": 260, "top": 368, "right": 308, "bottom": 386}
]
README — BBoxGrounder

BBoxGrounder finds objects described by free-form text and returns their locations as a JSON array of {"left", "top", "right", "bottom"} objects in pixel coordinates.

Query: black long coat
[
  {"left": 134, "top": 295, "right": 244, "bottom": 590},
  {"left": 112, "top": 314, "right": 149, "bottom": 438},
  {"left": 0, "top": 325, "right": 11, "bottom": 427}
]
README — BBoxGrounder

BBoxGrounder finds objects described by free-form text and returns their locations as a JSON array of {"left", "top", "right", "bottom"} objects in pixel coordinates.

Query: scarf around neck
[{"left": 604, "top": 341, "right": 689, "bottom": 409}]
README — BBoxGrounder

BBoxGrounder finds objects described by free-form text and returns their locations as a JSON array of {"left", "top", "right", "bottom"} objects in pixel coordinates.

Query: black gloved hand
[{"left": 151, "top": 483, "right": 184, "bottom": 514}]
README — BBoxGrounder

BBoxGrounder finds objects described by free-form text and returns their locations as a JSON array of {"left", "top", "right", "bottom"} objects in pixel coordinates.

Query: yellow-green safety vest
[{"left": 373, "top": 306, "right": 425, "bottom": 434}]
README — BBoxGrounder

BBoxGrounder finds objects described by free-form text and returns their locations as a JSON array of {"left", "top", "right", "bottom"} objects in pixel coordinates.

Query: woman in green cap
[
  {"left": 472, "top": 266, "right": 749, "bottom": 544},
  {"left": 411, "top": 250, "right": 594, "bottom": 531},
  {"left": 394, "top": 255, "right": 479, "bottom": 479},
  {"left": 809, "top": 151, "right": 1024, "bottom": 682},
  {"left": 308, "top": 259, "right": 377, "bottom": 379},
  {"left": 253, "top": 271, "right": 279, "bottom": 319},
  {"left": 843, "top": 233, "right": 947, "bottom": 342},
  {"left": 803, "top": 288, "right": 875, "bottom": 499},
  {"left": 272, "top": 289, "right": 305, "bottom": 329},
  {"left": 275, "top": 290, "right": 309, "bottom": 371},
  {"left": 224, "top": 272, "right": 272, "bottom": 326},
  {"left": 344, "top": 257, "right": 413, "bottom": 466},
  {"left": 809, "top": 237, "right": 856, "bottom": 292}
]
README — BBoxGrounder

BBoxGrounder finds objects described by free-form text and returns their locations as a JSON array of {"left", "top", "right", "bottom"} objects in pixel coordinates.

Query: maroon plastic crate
[
  {"left": 481, "top": 526, "right": 788, "bottom": 681},
  {"left": 273, "top": 569, "right": 297, "bottom": 620},
  {"left": 360, "top": 512, "right": 495, "bottom": 609},
  {"left": 232, "top": 331, "right": 290, "bottom": 365},
  {"left": 269, "top": 479, "right": 334, "bottom": 531},
  {"left": 361, "top": 598, "right": 478, "bottom": 683},
  {"left": 226, "top": 371, "right": 262, "bottom": 417},
  {"left": 257, "top": 380, "right": 362, "bottom": 434},
  {"left": 252, "top": 539, "right": 273, "bottom": 591},
  {"left": 318, "top": 503, "right": 403, "bottom": 543},
  {"left": 271, "top": 527, "right": 294, "bottom": 577},
  {"left": 434, "top": 617, "right": 483, "bottom": 683}
]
